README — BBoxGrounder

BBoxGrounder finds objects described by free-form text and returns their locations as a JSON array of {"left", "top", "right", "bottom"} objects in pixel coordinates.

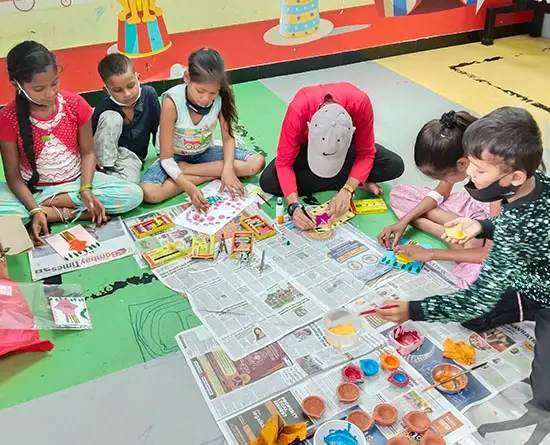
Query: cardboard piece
[{"left": 0, "top": 216, "right": 33, "bottom": 256}]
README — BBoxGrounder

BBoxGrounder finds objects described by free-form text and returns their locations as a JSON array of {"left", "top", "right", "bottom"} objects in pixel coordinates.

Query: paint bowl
[
  {"left": 431, "top": 363, "right": 468, "bottom": 394},
  {"left": 302, "top": 395, "right": 326, "bottom": 419},
  {"left": 342, "top": 364, "right": 364, "bottom": 384},
  {"left": 373, "top": 403, "right": 398, "bottom": 426},
  {"left": 387, "top": 436, "right": 409, "bottom": 445},
  {"left": 359, "top": 358, "right": 380, "bottom": 376},
  {"left": 346, "top": 410, "right": 374, "bottom": 432},
  {"left": 389, "top": 321, "right": 425, "bottom": 356},
  {"left": 323, "top": 308, "right": 363, "bottom": 349},
  {"left": 380, "top": 353, "right": 400, "bottom": 371},
  {"left": 336, "top": 382, "right": 361, "bottom": 403},
  {"left": 421, "top": 430, "right": 446, "bottom": 445},
  {"left": 403, "top": 411, "right": 432, "bottom": 434},
  {"left": 388, "top": 370, "right": 410, "bottom": 387},
  {"left": 313, "top": 420, "right": 367, "bottom": 445}
]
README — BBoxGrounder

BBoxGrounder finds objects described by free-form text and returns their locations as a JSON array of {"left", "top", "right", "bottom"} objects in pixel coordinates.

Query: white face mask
[
  {"left": 106, "top": 83, "right": 142, "bottom": 107},
  {"left": 15, "top": 80, "right": 48, "bottom": 107}
]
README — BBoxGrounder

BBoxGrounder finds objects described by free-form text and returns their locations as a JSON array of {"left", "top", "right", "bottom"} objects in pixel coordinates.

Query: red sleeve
[
  {"left": 75, "top": 94, "right": 93, "bottom": 126},
  {"left": 0, "top": 107, "right": 18, "bottom": 143},
  {"left": 275, "top": 104, "right": 306, "bottom": 197},
  {"left": 348, "top": 96, "right": 376, "bottom": 184}
]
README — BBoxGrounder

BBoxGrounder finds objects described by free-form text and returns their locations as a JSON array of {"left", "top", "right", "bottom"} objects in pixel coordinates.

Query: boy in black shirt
[
  {"left": 92, "top": 54, "right": 160, "bottom": 184},
  {"left": 378, "top": 107, "right": 550, "bottom": 411}
]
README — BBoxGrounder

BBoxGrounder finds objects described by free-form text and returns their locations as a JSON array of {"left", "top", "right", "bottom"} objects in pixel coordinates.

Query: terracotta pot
[
  {"left": 301, "top": 395, "right": 326, "bottom": 419},
  {"left": 380, "top": 353, "right": 400, "bottom": 371},
  {"left": 342, "top": 364, "right": 364, "bottom": 383},
  {"left": 373, "top": 403, "right": 398, "bottom": 426},
  {"left": 336, "top": 382, "right": 361, "bottom": 403},
  {"left": 403, "top": 411, "right": 432, "bottom": 434},
  {"left": 387, "top": 436, "right": 409, "bottom": 445},
  {"left": 346, "top": 410, "right": 374, "bottom": 432},
  {"left": 421, "top": 431, "right": 446, "bottom": 445}
]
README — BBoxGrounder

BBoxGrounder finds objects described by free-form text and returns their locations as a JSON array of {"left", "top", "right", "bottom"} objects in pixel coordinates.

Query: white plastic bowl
[
  {"left": 313, "top": 420, "right": 367, "bottom": 445},
  {"left": 323, "top": 308, "right": 363, "bottom": 349}
]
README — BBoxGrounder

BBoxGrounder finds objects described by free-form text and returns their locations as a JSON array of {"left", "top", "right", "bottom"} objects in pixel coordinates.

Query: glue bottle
[{"left": 276, "top": 197, "right": 284, "bottom": 225}]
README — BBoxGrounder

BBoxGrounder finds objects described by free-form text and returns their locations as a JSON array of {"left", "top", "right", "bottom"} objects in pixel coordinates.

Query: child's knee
[
  {"left": 125, "top": 183, "right": 144, "bottom": 210},
  {"left": 246, "top": 154, "right": 265, "bottom": 176},
  {"left": 141, "top": 183, "right": 164, "bottom": 204},
  {"left": 98, "top": 110, "right": 124, "bottom": 129}
]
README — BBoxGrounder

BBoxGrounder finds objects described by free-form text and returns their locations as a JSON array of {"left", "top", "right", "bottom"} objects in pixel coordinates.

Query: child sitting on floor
[
  {"left": 378, "top": 106, "right": 550, "bottom": 411},
  {"left": 378, "top": 111, "right": 500, "bottom": 288},
  {"left": 0, "top": 41, "right": 143, "bottom": 244},
  {"left": 92, "top": 53, "right": 160, "bottom": 184},
  {"left": 140, "top": 48, "right": 265, "bottom": 209}
]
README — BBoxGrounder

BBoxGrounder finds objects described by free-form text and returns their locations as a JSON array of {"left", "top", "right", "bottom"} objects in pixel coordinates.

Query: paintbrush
[
  {"left": 359, "top": 304, "right": 399, "bottom": 316},
  {"left": 423, "top": 362, "right": 488, "bottom": 392},
  {"left": 257, "top": 193, "right": 272, "bottom": 208},
  {"left": 259, "top": 250, "right": 266, "bottom": 274}
]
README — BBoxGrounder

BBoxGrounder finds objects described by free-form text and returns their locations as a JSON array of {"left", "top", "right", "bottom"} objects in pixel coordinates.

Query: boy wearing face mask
[
  {"left": 92, "top": 54, "right": 160, "bottom": 184},
  {"left": 377, "top": 107, "right": 550, "bottom": 412}
]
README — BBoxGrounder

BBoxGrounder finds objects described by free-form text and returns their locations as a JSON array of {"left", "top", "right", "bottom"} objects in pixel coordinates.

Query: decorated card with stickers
[
  {"left": 45, "top": 225, "right": 100, "bottom": 261},
  {"left": 49, "top": 295, "right": 92, "bottom": 329}
]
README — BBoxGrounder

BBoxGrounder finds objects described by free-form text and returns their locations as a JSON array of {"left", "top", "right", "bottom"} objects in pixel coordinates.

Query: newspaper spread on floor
[
  {"left": 29, "top": 217, "right": 135, "bottom": 281},
  {"left": 175, "top": 219, "right": 537, "bottom": 445}
]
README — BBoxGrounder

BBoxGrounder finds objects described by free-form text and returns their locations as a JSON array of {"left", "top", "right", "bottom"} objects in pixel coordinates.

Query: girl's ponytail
[
  {"left": 15, "top": 90, "right": 39, "bottom": 192},
  {"left": 218, "top": 76, "right": 237, "bottom": 138}
]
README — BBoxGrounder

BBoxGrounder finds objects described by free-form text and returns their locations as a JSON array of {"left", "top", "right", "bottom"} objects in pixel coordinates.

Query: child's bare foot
[{"left": 359, "top": 182, "right": 383, "bottom": 196}]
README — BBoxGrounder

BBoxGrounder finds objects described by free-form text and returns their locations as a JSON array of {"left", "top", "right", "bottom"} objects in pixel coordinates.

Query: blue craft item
[
  {"left": 359, "top": 358, "right": 380, "bottom": 376},
  {"left": 388, "top": 370, "right": 410, "bottom": 387},
  {"left": 379, "top": 238, "right": 429, "bottom": 274},
  {"left": 323, "top": 422, "right": 360, "bottom": 445},
  {"left": 206, "top": 195, "right": 223, "bottom": 204}
]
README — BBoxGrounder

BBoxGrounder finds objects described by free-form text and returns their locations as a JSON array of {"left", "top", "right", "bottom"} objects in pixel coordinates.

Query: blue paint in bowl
[{"left": 359, "top": 358, "right": 379, "bottom": 376}]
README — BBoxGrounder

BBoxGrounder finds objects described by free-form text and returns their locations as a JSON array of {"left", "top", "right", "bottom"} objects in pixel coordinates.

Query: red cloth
[
  {"left": 0, "top": 279, "right": 54, "bottom": 357},
  {"left": 275, "top": 82, "right": 376, "bottom": 197},
  {"left": 0, "top": 91, "right": 93, "bottom": 186}
]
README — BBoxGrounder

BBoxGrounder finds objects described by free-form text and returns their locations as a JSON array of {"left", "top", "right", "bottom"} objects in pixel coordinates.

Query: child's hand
[
  {"left": 80, "top": 191, "right": 108, "bottom": 225},
  {"left": 378, "top": 221, "right": 407, "bottom": 249},
  {"left": 220, "top": 167, "right": 245, "bottom": 198},
  {"left": 30, "top": 212, "right": 49, "bottom": 245},
  {"left": 442, "top": 217, "right": 482, "bottom": 244},
  {"left": 188, "top": 185, "right": 209, "bottom": 213},
  {"left": 377, "top": 300, "right": 410, "bottom": 323},
  {"left": 394, "top": 244, "right": 433, "bottom": 262}
]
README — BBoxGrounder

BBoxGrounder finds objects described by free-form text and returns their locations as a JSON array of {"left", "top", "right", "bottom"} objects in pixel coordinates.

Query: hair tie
[{"left": 440, "top": 111, "right": 457, "bottom": 129}]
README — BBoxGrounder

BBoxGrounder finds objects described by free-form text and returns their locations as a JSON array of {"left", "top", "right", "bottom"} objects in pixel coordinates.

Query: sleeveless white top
[{"left": 157, "top": 83, "right": 222, "bottom": 156}]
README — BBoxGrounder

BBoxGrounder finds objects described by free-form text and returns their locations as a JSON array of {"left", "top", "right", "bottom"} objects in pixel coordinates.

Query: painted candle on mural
[{"left": 116, "top": 0, "right": 171, "bottom": 58}]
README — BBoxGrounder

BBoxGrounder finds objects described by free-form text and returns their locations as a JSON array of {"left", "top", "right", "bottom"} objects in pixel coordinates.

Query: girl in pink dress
[{"left": 378, "top": 111, "right": 500, "bottom": 288}]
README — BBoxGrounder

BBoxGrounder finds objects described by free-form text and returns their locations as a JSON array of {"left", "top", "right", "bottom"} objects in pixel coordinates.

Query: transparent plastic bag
[{"left": 0, "top": 280, "right": 91, "bottom": 330}]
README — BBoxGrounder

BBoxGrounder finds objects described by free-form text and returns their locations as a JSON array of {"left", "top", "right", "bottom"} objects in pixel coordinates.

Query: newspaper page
[
  {"left": 175, "top": 317, "right": 385, "bottom": 420},
  {"left": 29, "top": 217, "right": 135, "bottom": 281},
  {"left": 180, "top": 227, "right": 369, "bottom": 360},
  {"left": 218, "top": 346, "right": 475, "bottom": 445}
]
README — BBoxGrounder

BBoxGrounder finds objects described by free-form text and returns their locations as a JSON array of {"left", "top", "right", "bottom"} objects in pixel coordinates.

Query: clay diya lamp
[
  {"left": 360, "top": 358, "right": 380, "bottom": 376},
  {"left": 403, "top": 411, "right": 432, "bottom": 434},
  {"left": 301, "top": 395, "right": 326, "bottom": 419},
  {"left": 373, "top": 403, "right": 398, "bottom": 426},
  {"left": 380, "top": 353, "right": 400, "bottom": 371},
  {"left": 342, "top": 364, "right": 364, "bottom": 384},
  {"left": 421, "top": 431, "right": 446, "bottom": 445},
  {"left": 387, "top": 436, "right": 409, "bottom": 445},
  {"left": 336, "top": 382, "right": 361, "bottom": 403},
  {"left": 346, "top": 410, "right": 374, "bottom": 432},
  {"left": 388, "top": 370, "right": 410, "bottom": 387}
]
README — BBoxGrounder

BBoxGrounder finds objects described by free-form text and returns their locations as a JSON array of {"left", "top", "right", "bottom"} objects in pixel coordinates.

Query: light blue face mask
[{"left": 15, "top": 80, "right": 47, "bottom": 107}]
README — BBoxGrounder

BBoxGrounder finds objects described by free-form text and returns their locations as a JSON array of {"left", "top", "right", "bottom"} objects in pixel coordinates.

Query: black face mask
[
  {"left": 186, "top": 89, "right": 213, "bottom": 116},
  {"left": 464, "top": 176, "right": 518, "bottom": 202}
]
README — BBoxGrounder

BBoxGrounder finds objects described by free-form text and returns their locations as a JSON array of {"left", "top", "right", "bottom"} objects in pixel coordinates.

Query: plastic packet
[{"left": 0, "top": 280, "right": 91, "bottom": 330}]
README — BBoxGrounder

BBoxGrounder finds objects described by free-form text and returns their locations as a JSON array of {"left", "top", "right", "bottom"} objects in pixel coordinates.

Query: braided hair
[{"left": 6, "top": 41, "right": 57, "bottom": 192}]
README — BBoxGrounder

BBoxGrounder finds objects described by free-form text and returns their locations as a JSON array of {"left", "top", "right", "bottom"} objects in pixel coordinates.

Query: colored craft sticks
[
  {"left": 130, "top": 214, "right": 174, "bottom": 239},
  {"left": 240, "top": 215, "right": 277, "bottom": 241}
]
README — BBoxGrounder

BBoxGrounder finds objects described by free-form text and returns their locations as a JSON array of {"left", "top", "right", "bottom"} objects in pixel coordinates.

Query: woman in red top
[
  {"left": 0, "top": 41, "right": 143, "bottom": 244},
  {"left": 259, "top": 83, "right": 404, "bottom": 230}
]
